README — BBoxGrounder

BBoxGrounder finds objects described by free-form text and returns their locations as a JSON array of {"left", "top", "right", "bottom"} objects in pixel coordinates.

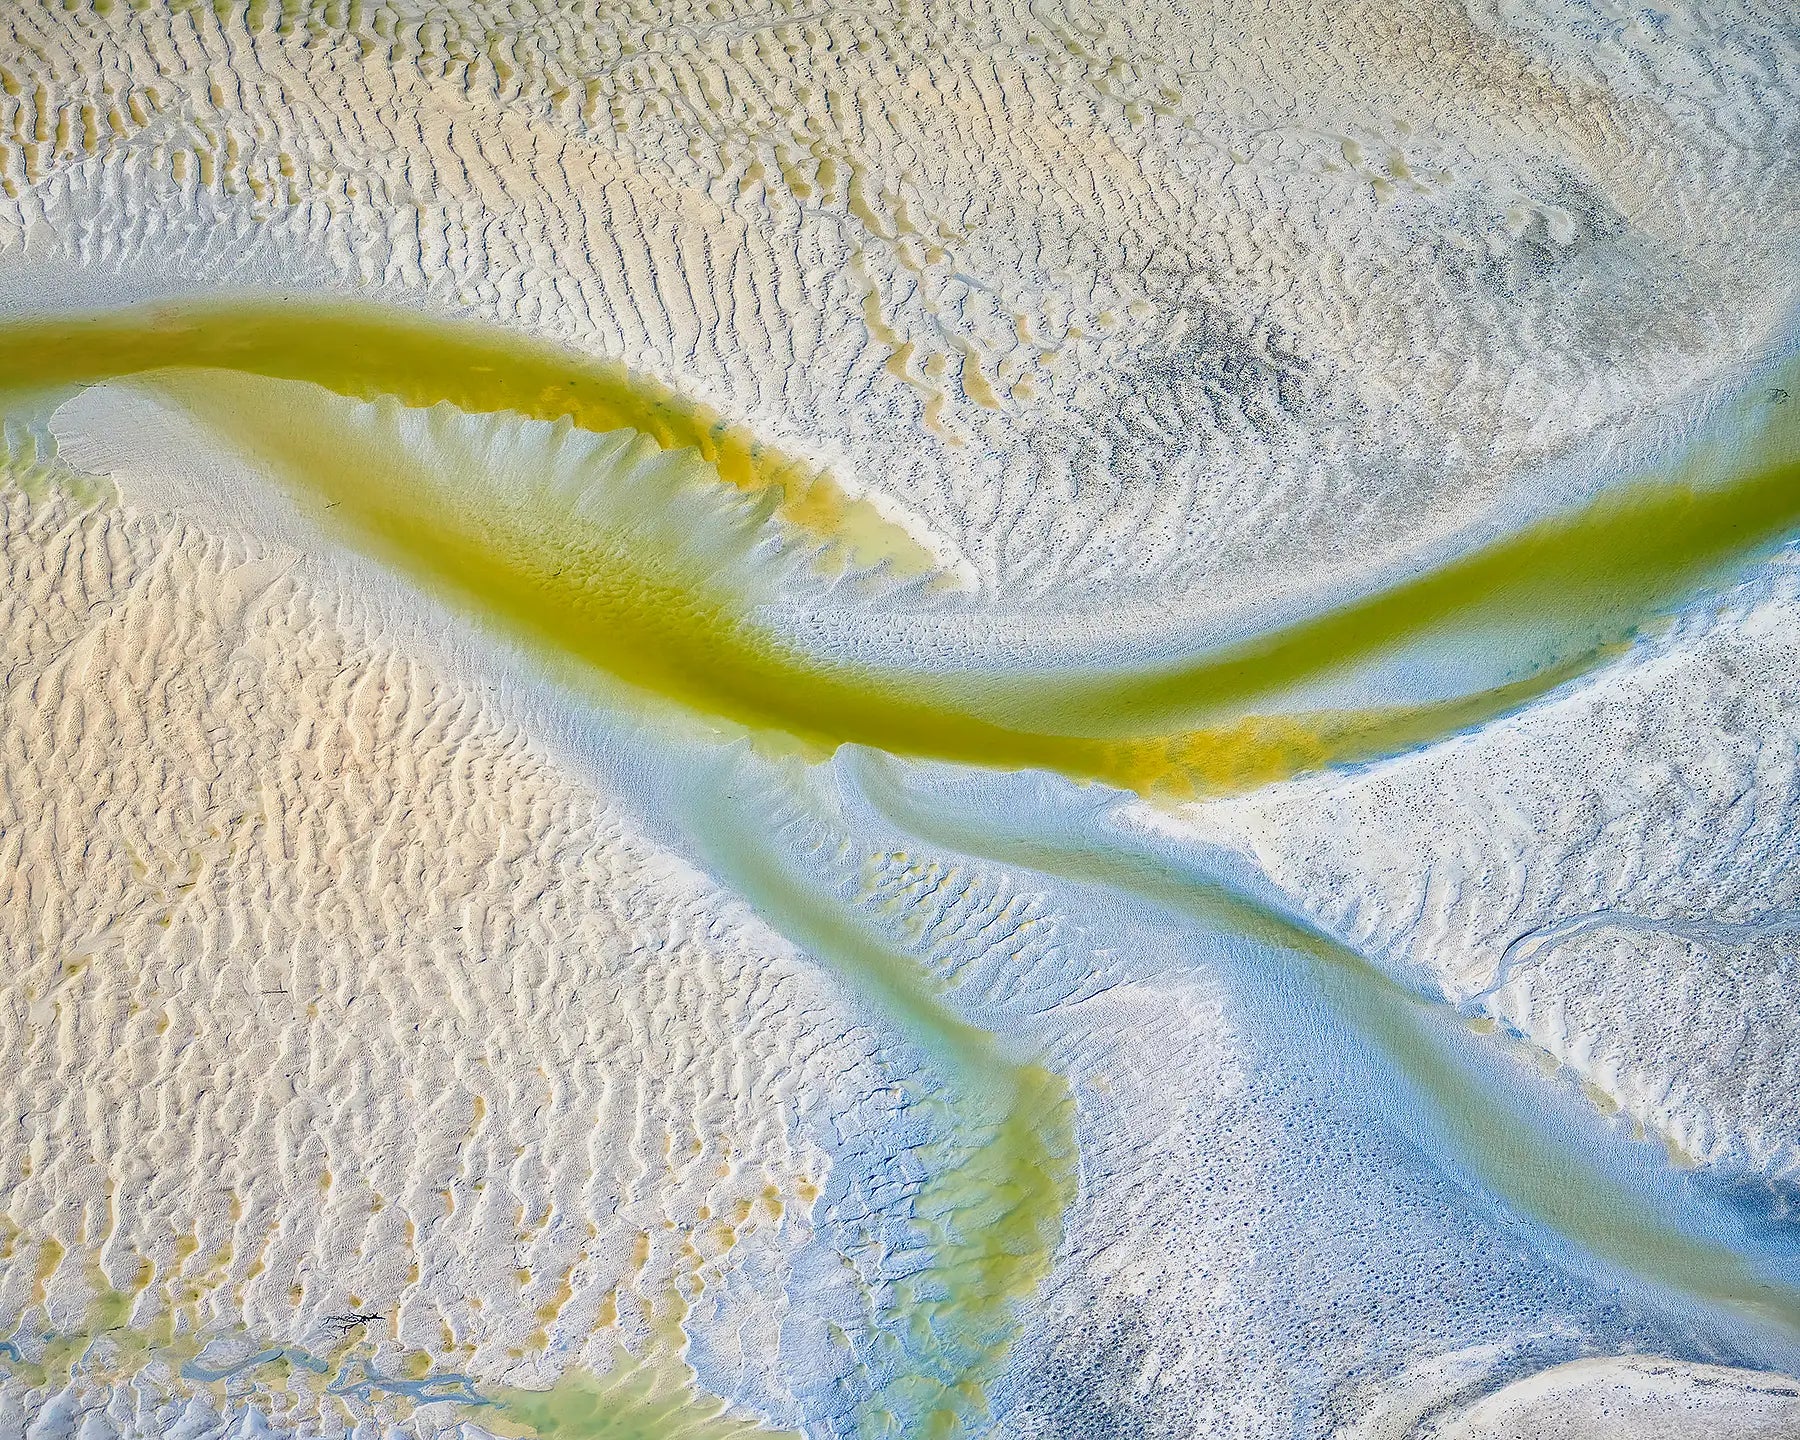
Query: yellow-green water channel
[{"left": 2, "top": 302, "right": 1797, "bottom": 797}]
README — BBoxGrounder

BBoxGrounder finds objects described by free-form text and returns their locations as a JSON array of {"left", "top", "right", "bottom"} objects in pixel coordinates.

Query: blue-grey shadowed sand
[{"left": 841, "top": 753, "right": 1800, "bottom": 1367}]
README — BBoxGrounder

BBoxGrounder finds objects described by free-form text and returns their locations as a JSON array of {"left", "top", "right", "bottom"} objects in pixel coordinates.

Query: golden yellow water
[
  {"left": 6, "top": 303, "right": 1799, "bottom": 800},
  {"left": 0, "top": 299, "right": 935, "bottom": 578}
]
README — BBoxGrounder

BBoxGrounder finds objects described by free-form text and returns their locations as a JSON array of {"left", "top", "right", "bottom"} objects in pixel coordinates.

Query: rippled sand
[{"left": 2, "top": 2, "right": 1798, "bottom": 1437}]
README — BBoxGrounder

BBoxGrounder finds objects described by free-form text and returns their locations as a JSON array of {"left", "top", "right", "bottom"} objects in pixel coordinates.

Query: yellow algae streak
[
  {"left": 0, "top": 299, "right": 934, "bottom": 578},
  {"left": 9, "top": 303, "right": 1800, "bottom": 798},
  {"left": 1024, "top": 379, "right": 1800, "bottom": 739}
]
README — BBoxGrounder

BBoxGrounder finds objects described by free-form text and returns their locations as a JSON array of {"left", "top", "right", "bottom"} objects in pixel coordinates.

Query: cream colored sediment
[{"left": 0, "top": 468, "right": 868, "bottom": 1432}]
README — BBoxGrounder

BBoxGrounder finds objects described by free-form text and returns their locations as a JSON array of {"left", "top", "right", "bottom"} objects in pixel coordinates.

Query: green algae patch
[
  {"left": 481, "top": 1349, "right": 802, "bottom": 1440},
  {"left": 0, "top": 1261, "right": 794, "bottom": 1440},
  {"left": 851, "top": 753, "right": 1800, "bottom": 1340},
  {"left": 680, "top": 779, "right": 1077, "bottom": 1440},
  {"left": 14, "top": 303, "right": 1800, "bottom": 798}
]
